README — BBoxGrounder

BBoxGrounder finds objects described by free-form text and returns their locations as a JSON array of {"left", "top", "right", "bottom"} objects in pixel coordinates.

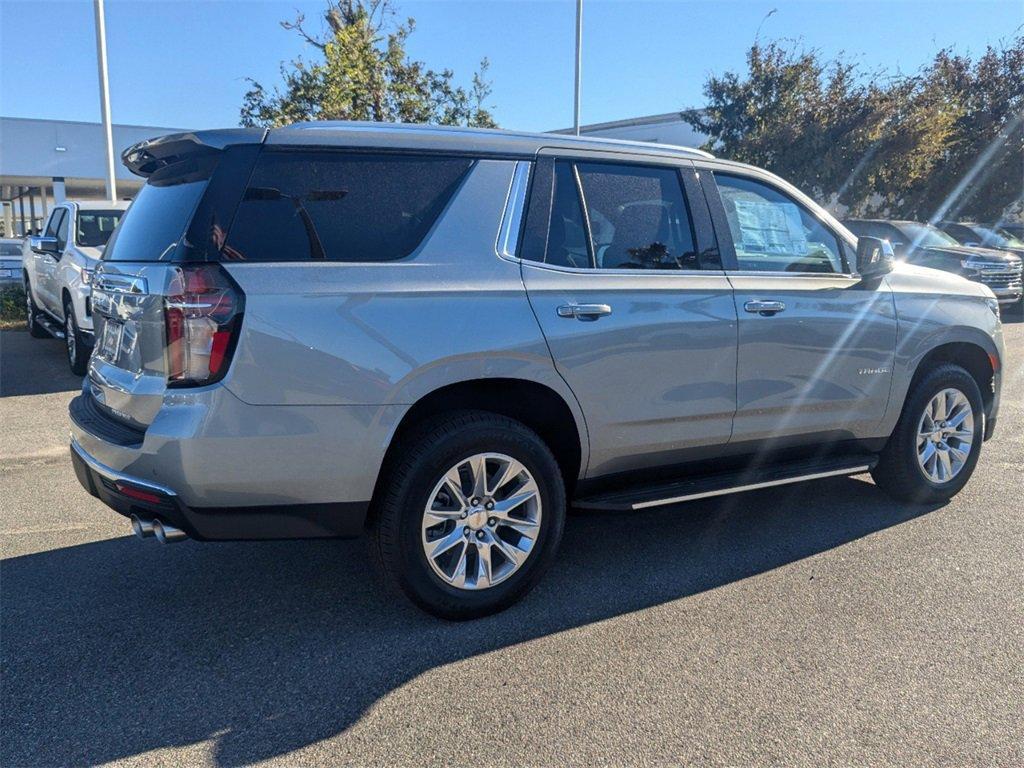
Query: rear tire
[
  {"left": 371, "top": 410, "right": 566, "bottom": 620},
  {"left": 63, "top": 297, "right": 89, "bottom": 376},
  {"left": 871, "top": 364, "right": 984, "bottom": 504},
  {"left": 25, "top": 280, "right": 47, "bottom": 338}
]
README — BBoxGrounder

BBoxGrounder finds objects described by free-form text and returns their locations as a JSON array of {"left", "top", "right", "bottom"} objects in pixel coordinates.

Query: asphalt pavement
[{"left": 1, "top": 319, "right": 1022, "bottom": 767}]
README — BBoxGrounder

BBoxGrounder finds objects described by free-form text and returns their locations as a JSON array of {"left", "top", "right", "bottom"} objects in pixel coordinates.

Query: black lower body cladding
[{"left": 70, "top": 442, "right": 369, "bottom": 541}]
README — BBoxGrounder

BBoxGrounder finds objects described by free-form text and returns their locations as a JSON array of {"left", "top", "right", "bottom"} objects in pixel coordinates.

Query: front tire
[
  {"left": 871, "top": 364, "right": 984, "bottom": 504},
  {"left": 371, "top": 411, "right": 566, "bottom": 620},
  {"left": 63, "top": 298, "right": 89, "bottom": 376}
]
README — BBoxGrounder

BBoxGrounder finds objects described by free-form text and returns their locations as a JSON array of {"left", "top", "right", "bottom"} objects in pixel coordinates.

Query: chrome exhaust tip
[
  {"left": 153, "top": 519, "right": 188, "bottom": 544},
  {"left": 131, "top": 515, "right": 155, "bottom": 539}
]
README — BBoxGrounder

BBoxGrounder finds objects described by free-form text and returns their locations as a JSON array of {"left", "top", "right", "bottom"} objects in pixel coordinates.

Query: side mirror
[
  {"left": 856, "top": 236, "right": 895, "bottom": 278},
  {"left": 30, "top": 235, "right": 60, "bottom": 257}
]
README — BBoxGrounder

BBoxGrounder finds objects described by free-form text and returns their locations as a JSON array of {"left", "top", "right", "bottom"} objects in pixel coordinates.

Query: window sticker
[{"left": 733, "top": 199, "right": 808, "bottom": 255}]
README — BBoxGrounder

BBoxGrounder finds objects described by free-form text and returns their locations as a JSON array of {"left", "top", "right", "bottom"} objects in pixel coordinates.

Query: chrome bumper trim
[{"left": 70, "top": 438, "right": 178, "bottom": 498}]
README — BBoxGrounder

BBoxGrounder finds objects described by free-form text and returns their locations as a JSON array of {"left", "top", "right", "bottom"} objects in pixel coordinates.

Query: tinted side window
[
  {"left": 104, "top": 156, "right": 216, "bottom": 262},
  {"left": 843, "top": 221, "right": 874, "bottom": 239},
  {"left": 55, "top": 210, "right": 70, "bottom": 251},
  {"left": 716, "top": 174, "right": 843, "bottom": 273},
  {"left": 545, "top": 161, "right": 591, "bottom": 268},
  {"left": 45, "top": 209, "right": 65, "bottom": 239},
  {"left": 224, "top": 152, "right": 473, "bottom": 262},
  {"left": 577, "top": 163, "right": 699, "bottom": 270},
  {"left": 944, "top": 223, "right": 976, "bottom": 244}
]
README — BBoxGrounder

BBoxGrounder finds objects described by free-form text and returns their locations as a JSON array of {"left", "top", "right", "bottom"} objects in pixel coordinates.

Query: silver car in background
[
  {"left": 69, "top": 123, "right": 1004, "bottom": 618},
  {"left": 1, "top": 238, "right": 24, "bottom": 287}
]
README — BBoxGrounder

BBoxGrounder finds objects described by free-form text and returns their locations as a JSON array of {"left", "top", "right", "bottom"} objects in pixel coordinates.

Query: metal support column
[
  {"left": 94, "top": 0, "right": 118, "bottom": 202},
  {"left": 573, "top": 0, "right": 583, "bottom": 136}
]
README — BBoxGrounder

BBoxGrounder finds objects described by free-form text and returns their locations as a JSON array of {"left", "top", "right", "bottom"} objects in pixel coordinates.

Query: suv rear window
[
  {"left": 104, "top": 157, "right": 215, "bottom": 262},
  {"left": 222, "top": 151, "right": 473, "bottom": 262}
]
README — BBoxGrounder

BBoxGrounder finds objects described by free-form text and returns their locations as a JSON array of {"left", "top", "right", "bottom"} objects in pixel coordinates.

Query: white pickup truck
[{"left": 24, "top": 200, "right": 128, "bottom": 373}]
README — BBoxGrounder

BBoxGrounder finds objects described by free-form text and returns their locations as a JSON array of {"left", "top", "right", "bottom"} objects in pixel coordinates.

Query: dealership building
[
  {"left": 0, "top": 112, "right": 703, "bottom": 237},
  {"left": 0, "top": 116, "right": 185, "bottom": 236}
]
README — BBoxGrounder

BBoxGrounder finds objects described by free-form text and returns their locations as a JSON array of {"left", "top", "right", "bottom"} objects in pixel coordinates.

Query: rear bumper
[
  {"left": 68, "top": 383, "right": 399, "bottom": 540},
  {"left": 71, "top": 438, "right": 368, "bottom": 540}
]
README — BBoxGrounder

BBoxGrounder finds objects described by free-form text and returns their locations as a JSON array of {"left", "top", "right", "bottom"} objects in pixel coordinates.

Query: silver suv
[{"left": 70, "top": 123, "right": 1004, "bottom": 618}]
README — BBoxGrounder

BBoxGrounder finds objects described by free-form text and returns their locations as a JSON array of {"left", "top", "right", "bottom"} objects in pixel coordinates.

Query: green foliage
[
  {"left": 683, "top": 38, "right": 1024, "bottom": 222},
  {"left": 0, "top": 285, "right": 26, "bottom": 330},
  {"left": 241, "top": 0, "right": 496, "bottom": 129}
]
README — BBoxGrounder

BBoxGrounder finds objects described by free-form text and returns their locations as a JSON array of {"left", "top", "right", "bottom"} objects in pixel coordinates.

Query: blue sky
[{"left": 1, "top": 0, "right": 1021, "bottom": 132}]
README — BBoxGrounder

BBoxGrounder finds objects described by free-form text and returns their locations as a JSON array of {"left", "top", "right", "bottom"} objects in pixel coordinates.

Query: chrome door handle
[
  {"left": 557, "top": 303, "right": 613, "bottom": 321},
  {"left": 744, "top": 300, "right": 786, "bottom": 316}
]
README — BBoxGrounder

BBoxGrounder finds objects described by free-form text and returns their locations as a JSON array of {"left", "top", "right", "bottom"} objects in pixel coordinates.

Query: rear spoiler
[{"left": 122, "top": 128, "right": 267, "bottom": 177}]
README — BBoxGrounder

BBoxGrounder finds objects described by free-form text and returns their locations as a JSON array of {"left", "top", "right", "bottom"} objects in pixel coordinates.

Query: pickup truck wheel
[
  {"left": 63, "top": 298, "right": 89, "bottom": 375},
  {"left": 371, "top": 410, "right": 566, "bottom": 620},
  {"left": 871, "top": 364, "right": 983, "bottom": 504},
  {"left": 25, "top": 281, "right": 48, "bottom": 338}
]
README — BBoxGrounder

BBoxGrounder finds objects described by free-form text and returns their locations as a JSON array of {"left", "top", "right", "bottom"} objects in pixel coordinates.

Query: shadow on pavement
[
  {"left": 0, "top": 330, "right": 83, "bottom": 397},
  {"left": 1, "top": 475, "right": 939, "bottom": 766}
]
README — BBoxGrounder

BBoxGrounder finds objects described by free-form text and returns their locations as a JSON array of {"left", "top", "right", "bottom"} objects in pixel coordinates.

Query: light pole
[
  {"left": 94, "top": 0, "right": 117, "bottom": 202},
  {"left": 573, "top": 0, "right": 583, "bottom": 136}
]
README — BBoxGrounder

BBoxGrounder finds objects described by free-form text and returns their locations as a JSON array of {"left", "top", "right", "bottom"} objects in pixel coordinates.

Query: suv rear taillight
[{"left": 164, "top": 264, "right": 244, "bottom": 387}]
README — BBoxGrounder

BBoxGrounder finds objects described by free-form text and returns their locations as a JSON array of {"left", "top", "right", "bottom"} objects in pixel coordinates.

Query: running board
[
  {"left": 573, "top": 456, "right": 877, "bottom": 512},
  {"left": 36, "top": 314, "right": 65, "bottom": 339}
]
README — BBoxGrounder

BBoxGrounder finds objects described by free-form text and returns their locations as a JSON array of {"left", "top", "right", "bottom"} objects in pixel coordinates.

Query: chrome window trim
[
  {"left": 520, "top": 260, "right": 728, "bottom": 277},
  {"left": 496, "top": 161, "right": 532, "bottom": 261},
  {"left": 723, "top": 270, "right": 860, "bottom": 281}
]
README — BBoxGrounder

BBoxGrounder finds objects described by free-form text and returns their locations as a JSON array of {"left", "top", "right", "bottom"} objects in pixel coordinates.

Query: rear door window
[
  {"left": 544, "top": 161, "right": 591, "bottom": 268},
  {"left": 576, "top": 162, "right": 700, "bottom": 270},
  {"left": 223, "top": 151, "right": 473, "bottom": 262},
  {"left": 536, "top": 160, "right": 704, "bottom": 271}
]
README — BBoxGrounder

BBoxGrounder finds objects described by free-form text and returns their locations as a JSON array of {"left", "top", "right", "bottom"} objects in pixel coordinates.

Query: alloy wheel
[
  {"left": 916, "top": 388, "right": 974, "bottom": 483},
  {"left": 421, "top": 452, "right": 542, "bottom": 590}
]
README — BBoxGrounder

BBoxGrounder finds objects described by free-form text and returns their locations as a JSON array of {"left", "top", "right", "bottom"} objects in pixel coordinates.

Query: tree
[
  {"left": 241, "top": 0, "right": 497, "bottom": 129},
  {"left": 903, "top": 44, "right": 1024, "bottom": 222},
  {"left": 682, "top": 38, "right": 1024, "bottom": 222}
]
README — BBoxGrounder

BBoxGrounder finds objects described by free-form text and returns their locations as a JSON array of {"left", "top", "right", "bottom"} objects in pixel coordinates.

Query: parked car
[
  {"left": 844, "top": 219, "right": 1023, "bottom": 308},
  {"left": 1, "top": 238, "right": 24, "bottom": 287},
  {"left": 24, "top": 200, "right": 129, "bottom": 373},
  {"left": 70, "top": 124, "right": 1004, "bottom": 619},
  {"left": 938, "top": 221, "right": 1024, "bottom": 260}
]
